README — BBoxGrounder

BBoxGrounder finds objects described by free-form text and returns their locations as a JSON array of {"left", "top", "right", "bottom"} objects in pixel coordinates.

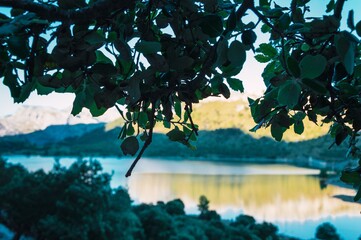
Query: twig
[
  {"left": 185, "top": 104, "right": 198, "bottom": 136},
  {"left": 125, "top": 102, "right": 156, "bottom": 177},
  {"left": 0, "top": 0, "right": 133, "bottom": 24}
]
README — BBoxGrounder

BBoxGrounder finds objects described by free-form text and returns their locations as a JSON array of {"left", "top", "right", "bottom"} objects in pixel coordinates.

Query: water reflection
[
  {"left": 128, "top": 173, "right": 360, "bottom": 222},
  {"left": 6, "top": 156, "right": 361, "bottom": 238}
]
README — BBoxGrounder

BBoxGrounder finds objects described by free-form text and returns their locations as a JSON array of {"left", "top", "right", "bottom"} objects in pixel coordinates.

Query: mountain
[
  {"left": 0, "top": 105, "right": 119, "bottom": 137},
  {"left": 1, "top": 99, "right": 346, "bottom": 164}
]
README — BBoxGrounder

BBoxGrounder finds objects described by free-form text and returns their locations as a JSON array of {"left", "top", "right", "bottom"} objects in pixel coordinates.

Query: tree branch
[
  {"left": 0, "top": 0, "right": 134, "bottom": 24},
  {"left": 125, "top": 102, "right": 156, "bottom": 177},
  {"left": 235, "top": 0, "right": 254, "bottom": 20}
]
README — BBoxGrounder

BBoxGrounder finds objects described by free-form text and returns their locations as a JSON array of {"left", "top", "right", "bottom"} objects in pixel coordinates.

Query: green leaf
[
  {"left": 58, "top": 0, "right": 86, "bottom": 9},
  {"left": 259, "top": 0, "right": 270, "bottom": 7},
  {"left": 241, "top": 30, "right": 257, "bottom": 45},
  {"left": 138, "top": 112, "right": 148, "bottom": 127},
  {"left": 7, "top": 35, "right": 29, "bottom": 59},
  {"left": 135, "top": 41, "right": 161, "bottom": 54},
  {"left": 225, "top": 9, "right": 236, "bottom": 33},
  {"left": 326, "top": 0, "right": 335, "bottom": 13},
  {"left": 199, "top": 14, "right": 223, "bottom": 38},
  {"left": 71, "top": 91, "right": 86, "bottom": 115},
  {"left": 227, "top": 40, "right": 246, "bottom": 68},
  {"left": 335, "top": 129, "right": 348, "bottom": 145},
  {"left": 278, "top": 13, "right": 291, "bottom": 30},
  {"left": 254, "top": 54, "right": 271, "bottom": 63},
  {"left": 3, "top": 69, "right": 21, "bottom": 99},
  {"left": 335, "top": 33, "right": 356, "bottom": 75},
  {"left": 341, "top": 167, "right": 361, "bottom": 184},
  {"left": 166, "top": 128, "right": 186, "bottom": 142},
  {"left": 302, "top": 78, "right": 328, "bottom": 94},
  {"left": 219, "top": 83, "right": 231, "bottom": 98},
  {"left": 293, "top": 111, "right": 306, "bottom": 121},
  {"left": 126, "top": 123, "right": 135, "bottom": 136},
  {"left": 95, "top": 50, "right": 113, "bottom": 64},
  {"left": 299, "top": 54, "right": 327, "bottom": 79},
  {"left": 88, "top": 101, "right": 107, "bottom": 117},
  {"left": 355, "top": 187, "right": 361, "bottom": 201},
  {"left": 287, "top": 57, "right": 301, "bottom": 78},
  {"left": 258, "top": 43, "right": 277, "bottom": 58},
  {"left": 120, "top": 136, "right": 139, "bottom": 156},
  {"left": 271, "top": 123, "right": 283, "bottom": 141},
  {"left": 356, "top": 21, "right": 361, "bottom": 37},
  {"left": 277, "top": 81, "right": 301, "bottom": 109},
  {"left": 294, "top": 120, "right": 304, "bottom": 135},
  {"left": 215, "top": 39, "right": 228, "bottom": 67},
  {"left": 92, "top": 63, "right": 117, "bottom": 76},
  {"left": 301, "top": 43, "right": 310, "bottom": 52},
  {"left": 127, "top": 74, "right": 141, "bottom": 105},
  {"left": 35, "top": 82, "right": 54, "bottom": 95},
  {"left": 174, "top": 99, "right": 182, "bottom": 118},
  {"left": 261, "top": 24, "right": 271, "bottom": 33},
  {"left": 84, "top": 31, "right": 105, "bottom": 45},
  {"left": 227, "top": 78, "right": 244, "bottom": 92},
  {"left": 347, "top": 10, "right": 355, "bottom": 30}
]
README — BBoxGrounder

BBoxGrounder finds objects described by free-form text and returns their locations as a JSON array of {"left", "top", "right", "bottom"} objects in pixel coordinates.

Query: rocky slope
[{"left": 0, "top": 105, "right": 119, "bottom": 136}]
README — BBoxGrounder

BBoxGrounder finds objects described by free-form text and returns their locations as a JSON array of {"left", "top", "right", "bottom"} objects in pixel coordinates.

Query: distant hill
[
  {"left": 0, "top": 105, "right": 118, "bottom": 136},
  {"left": 0, "top": 99, "right": 347, "bottom": 164}
]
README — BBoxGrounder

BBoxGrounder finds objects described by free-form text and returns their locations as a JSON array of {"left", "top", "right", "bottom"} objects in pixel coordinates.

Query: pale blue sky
[{"left": 1, "top": 0, "right": 360, "bottom": 117}]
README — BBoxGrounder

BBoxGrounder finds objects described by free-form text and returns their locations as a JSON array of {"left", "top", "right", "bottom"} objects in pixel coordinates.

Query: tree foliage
[
  {"left": 0, "top": 157, "right": 308, "bottom": 240},
  {"left": 1, "top": 0, "right": 361, "bottom": 199},
  {"left": 0, "top": 158, "right": 143, "bottom": 240}
]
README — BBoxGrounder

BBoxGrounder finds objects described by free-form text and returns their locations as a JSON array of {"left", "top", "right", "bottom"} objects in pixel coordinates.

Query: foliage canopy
[{"left": 1, "top": 0, "right": 361, "bottom": 199}]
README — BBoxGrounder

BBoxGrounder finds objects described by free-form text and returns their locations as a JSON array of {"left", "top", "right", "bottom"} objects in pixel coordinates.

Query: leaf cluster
[{"left": 1, "top": 0, "right": 361, "bottom": 198}]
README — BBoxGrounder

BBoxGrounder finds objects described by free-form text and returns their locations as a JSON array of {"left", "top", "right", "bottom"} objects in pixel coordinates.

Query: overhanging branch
[{"left": 0, "top": 0, "right": 134, "bottom": 23}]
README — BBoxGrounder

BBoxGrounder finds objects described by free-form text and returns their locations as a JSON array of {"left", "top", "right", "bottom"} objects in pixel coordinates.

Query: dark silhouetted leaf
[
  {"left": 7, "top": 35, "right": 28, "bottom": 59},
  {"left": 227, "top": 78, "right": 244, "bottom": 92},
  {"left": 135, "top": 41, "right": 161, "bottom": 54},
  {"left": 287, "top": 57, "right": 300, "bottom": 78},
  {"left": 227, "top": 40, "right": 246, "bottom": 68},
  {"left": 258, "top": 43, "right": 277, "bottom": 58},
  {"left": 335, "top": 33, "right": 356, "bottom": 75},
  {"left": 199, "top": 14, "right": 223, "bottom": 38},
  {"left": 271, "top": 123, "right": 283, "bottom": 141},
  {"left": 294, "top": 121, "right": 304, "bottom": 135},
  {"left": 166, "top": 128, "right": 186, "bottom": 142},
  {"left": 299, "top": 54, "right": 327, "bottom": 79},
  {"left": 356, "top": 21, "right": 361, "bottom": 37},
  {"left": 219, "top": 83, "right": 231, "bottom": 98},
  {"left": 254, "top": 54, "right": 271, "bottom": 63},
  {"left": 277, "top": 81, "right": 301, "bottom": 108},
  {"left": 120, "top": 136, "right": 139, "bottom": 156},
  {"left": 347, "top": 10, "right": 355, "bottom": 30},
  {"left": 241, "top": 30, "right": 257, "bottom": 45}
]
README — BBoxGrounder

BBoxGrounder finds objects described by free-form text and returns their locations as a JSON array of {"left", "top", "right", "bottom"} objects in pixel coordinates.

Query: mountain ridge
[{"left": 0, "top": 105, "right": 119, "bottom": 137}]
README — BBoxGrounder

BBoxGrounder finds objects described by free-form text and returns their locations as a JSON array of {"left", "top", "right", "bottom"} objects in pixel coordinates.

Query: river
[{"left": 4, "top": 155, "right": 361, "bottom": 239}]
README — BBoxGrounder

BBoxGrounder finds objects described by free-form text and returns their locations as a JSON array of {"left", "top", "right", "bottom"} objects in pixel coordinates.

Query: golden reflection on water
[{"left": 127, "top": 173, "right": 360, "bottom": 222}]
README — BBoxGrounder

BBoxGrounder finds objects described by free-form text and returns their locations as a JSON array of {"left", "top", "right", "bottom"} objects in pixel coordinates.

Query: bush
[{"left": 315, "top": 222, "right": 340, "bottom": 240}]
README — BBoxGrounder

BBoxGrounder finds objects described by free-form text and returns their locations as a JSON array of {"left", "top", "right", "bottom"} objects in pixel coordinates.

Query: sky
[{"left": 1, "top": 0, "right": 360, "bottom": 117}]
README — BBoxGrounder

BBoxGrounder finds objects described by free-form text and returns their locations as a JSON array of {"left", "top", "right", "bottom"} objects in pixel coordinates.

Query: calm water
[{"left": 4, "top": 155, "right": 361, "bottom": 239}]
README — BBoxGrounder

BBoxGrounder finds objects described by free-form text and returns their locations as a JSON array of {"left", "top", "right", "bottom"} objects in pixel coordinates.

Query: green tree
[
  {"left": 1, "top": 0, "right": 361, "bottom": 199},
  {"left": 0, "top": 158, "right": 143, "bottom": 240},
  {"left": 197, "top": 195, "right": 210, "bottom": 215},
  {"left": 315, "top": 222, "right": 341, "bottom": 240}
]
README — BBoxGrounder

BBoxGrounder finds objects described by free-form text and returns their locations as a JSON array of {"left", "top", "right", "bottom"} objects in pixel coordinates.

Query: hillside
[
  {"left": 0, "top": 99, "right": 345, "bottom": 164},
  {"left": 105, "top": 98, "right": 329, "bottom": 142}
]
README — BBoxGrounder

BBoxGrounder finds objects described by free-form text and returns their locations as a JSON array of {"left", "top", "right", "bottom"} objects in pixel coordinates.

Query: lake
[{"left": 4, "top": 155, "right": 361, "bottom": 239}]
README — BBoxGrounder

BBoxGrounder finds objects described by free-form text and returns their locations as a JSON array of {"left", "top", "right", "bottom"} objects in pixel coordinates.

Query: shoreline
[{"left": 2, "top": 153, "right": 354, "bottom": 172}]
